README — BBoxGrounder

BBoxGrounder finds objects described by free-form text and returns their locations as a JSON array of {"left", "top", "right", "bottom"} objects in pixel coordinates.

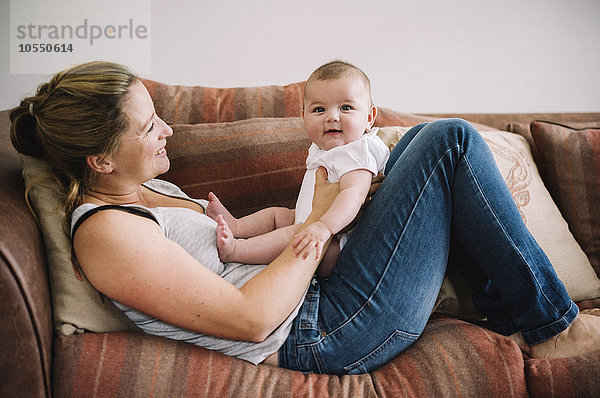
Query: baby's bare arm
[{"left": 319, "top": 169, "right": 373, "bottom": 234}]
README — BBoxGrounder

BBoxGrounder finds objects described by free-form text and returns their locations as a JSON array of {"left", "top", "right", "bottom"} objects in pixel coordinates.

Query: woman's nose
[{"left": 161, "top": 122, "right": 173, "bottom": 138}]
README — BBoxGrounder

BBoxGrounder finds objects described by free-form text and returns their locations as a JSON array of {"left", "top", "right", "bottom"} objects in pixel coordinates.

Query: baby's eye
[
  {"left": 312, "top": 106, "right": 325, "bottom": 113},
  {"left": 341, "top": 105, "right": 353, "bottom": 111}
]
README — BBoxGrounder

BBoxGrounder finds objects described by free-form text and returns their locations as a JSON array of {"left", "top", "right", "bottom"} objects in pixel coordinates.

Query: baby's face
[{"left": 303, "top": 73, "right": 375, "bottom": 151}]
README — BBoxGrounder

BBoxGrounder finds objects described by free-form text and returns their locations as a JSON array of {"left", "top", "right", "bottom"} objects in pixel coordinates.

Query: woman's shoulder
[{"left": 70, "top": 202, "right": 161, "bottom": 242}]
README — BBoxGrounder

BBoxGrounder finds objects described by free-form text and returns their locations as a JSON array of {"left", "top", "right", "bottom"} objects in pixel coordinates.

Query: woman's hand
[
  {"left": 368, "top": 173, "right": 385, "bottom": 197},
  {"left": 310, "top": 167, "right": 340, "bottom": 217}
]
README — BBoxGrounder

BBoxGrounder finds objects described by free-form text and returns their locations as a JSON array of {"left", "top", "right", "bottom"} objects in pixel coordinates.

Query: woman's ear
[
  {"left": 368, "top": 105, "right": 377, "bottom": 128},
  {"left": 86, "top": 154, "right": 114, "bottom": 174}
]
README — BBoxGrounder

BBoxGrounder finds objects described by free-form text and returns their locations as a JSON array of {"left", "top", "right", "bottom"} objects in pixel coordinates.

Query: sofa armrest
[{"left": 0, "top": 110, "right": 52, "bottom": 398}]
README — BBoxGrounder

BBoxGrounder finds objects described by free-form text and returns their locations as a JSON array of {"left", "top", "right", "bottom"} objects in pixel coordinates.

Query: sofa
[{"left": 1, "top": 77, "right": 599, "bottom": 397}]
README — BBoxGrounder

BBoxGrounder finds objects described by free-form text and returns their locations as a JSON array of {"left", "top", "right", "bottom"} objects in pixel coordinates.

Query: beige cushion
[{"left": 21, "top": 155, "right": 138, "bottom": 334}]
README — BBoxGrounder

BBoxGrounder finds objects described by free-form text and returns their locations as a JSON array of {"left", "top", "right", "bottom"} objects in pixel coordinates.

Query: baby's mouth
[{"left": 325, "top": 129, "right": 342, "bottom": 134}]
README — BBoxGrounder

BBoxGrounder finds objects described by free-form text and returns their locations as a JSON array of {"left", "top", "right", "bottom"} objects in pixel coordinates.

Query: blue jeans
[{"left": 279, "top": 119, "right": 578, "bottom": 375}]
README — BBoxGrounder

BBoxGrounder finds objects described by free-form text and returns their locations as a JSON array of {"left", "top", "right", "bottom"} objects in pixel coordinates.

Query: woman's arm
[{"left": 73, "top": 168, "right": 338, "bottom": 343}]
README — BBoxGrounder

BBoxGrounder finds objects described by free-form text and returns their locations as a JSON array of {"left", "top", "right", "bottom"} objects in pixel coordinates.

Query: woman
[{"left": 10, "top": 61, "right": 600, "bottom": 375}]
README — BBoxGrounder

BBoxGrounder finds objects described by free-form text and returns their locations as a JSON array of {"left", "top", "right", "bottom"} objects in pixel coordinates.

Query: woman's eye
[{"left": 147, "top": 122, "right": 155, "bottom": 134}]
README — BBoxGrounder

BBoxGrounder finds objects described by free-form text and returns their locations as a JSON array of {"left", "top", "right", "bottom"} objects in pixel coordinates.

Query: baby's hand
[{"left": 291, "top": 221, "right": 332, "bottom": 260}]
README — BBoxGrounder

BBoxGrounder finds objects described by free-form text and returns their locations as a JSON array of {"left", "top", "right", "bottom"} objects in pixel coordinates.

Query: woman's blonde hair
[{"left": 10, "top": 61, "right": 137, "bottom": 217}]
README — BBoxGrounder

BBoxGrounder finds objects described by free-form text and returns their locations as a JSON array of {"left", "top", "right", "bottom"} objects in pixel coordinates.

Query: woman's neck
[{"left": 86, "top": 180, "right": 149, "bottom": 207}]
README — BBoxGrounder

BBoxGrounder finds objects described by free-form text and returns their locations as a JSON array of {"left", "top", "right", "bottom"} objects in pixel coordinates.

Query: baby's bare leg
[
  {"left": 215, "top": 215, "right": 237, "bottom": 262},
  {"left": 207, "top": 192, "right": 295, "bottom": 238}
]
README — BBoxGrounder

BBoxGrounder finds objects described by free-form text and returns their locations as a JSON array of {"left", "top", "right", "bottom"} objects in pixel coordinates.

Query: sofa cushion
[
  {"left": 140, "top": 77, "right": 439, "bottom": 129},
  {"left": 163, "top": 117, "right": 310, "bottom": 217},
  {"left": 52, "top": 315, "right": 527, "bottom": 397},
  {"left": 371, "top": 315, "right": 527, "bottom": 397},
  {"left": 140, "top": 78, "right": 306, "bottom": 124},
  {"left": 524, "top": 351, "right": 600, "bottom": 397},
  {"left": 530, "top": 121, "right": 600, "bottom": 278},
  {"left": 53, "top": 332, "right": 377, "bottom": 397}
]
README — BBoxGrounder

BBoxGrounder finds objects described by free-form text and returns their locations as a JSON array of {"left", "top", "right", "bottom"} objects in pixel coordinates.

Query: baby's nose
[{"left": 326, "top": 110, "right": 340, "bottom": 122}]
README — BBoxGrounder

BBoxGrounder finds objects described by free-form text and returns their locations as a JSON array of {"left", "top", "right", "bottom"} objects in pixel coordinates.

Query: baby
[{"left": 207, "top": 60, "right": 390, "bottom": 276}]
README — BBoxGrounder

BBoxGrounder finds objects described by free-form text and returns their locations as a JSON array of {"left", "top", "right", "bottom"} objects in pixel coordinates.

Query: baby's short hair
[{"left": 305, "top": 60, "right": 372, "bottom": 102}]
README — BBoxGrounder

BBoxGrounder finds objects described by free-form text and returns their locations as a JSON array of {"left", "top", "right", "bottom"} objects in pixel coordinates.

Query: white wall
[{"left": 2, "top": 0, "right": 599, "bottom": 113}]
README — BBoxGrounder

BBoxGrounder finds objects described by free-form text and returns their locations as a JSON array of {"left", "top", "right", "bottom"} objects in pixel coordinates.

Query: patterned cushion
[
  {"left": 376, "top": 126, "right": 600, "bottom": 310},
  {"left": 530, "top": 121, "right": 600, "bottom": 278},
  {"left": 52, "top": 315, "right": 527, "bottom": 397},
  {"left": 478, "top": 129, "right": 600, "bottom": 302}
]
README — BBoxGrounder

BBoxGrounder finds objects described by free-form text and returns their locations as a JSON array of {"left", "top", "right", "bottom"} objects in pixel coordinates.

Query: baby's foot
[
  {"left": 206, "top": 192, "right": 237, "bottom": 234},
  {"left": 215, "top": 215, "right": 237, "bottom": 262}
]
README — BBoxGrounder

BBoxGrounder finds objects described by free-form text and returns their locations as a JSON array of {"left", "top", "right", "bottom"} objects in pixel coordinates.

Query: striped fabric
[
  {"left": 373, "top": 107, "right": 437, "bottom": 128},
  {"left": 52, "top": 315, "right": 528, "bottom": 397},
  {"left": 530, "top": 121, "right": 600, "bottom": 277},
  {"left": 525, "top": 351, "right": 600, "bottom": 397},
  {"left": 140, "top": 78, "right": 306, "bottom": 124},
  {"left": 140, "top": 78, "right": 437, "bottom": 128},
  {"left": 162, "top": 118, "right": 311, "bottom": 217},
  {"left": 372, "top": 315, "right": 528, "bottom": 398}
]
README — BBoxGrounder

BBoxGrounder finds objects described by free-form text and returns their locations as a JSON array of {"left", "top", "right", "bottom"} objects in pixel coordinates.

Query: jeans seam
[
  {"left": 461, "top": 153, "right": 562, "bottom": 317},
  {"left": 344, "top": 329, "right": 419, "bottom": 373}
]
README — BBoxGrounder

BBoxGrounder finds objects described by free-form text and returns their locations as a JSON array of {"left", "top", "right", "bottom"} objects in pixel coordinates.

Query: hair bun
[{"left": 9, "top": 102, "right": 45, "bottom": 158}]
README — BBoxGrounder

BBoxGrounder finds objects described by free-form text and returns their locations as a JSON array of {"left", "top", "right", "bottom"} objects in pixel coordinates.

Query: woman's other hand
[{"left": 310, "top": 167, "right": 339, "bottom": 217}]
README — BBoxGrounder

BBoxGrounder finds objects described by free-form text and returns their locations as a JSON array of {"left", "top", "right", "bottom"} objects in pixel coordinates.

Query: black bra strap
[{"left": 71, "top": 205, "right": 158, "bottom": 241}]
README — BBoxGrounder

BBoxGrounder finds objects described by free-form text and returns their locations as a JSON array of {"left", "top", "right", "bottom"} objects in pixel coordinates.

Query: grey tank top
[{"left": 70, "top": 179, "right": 303, "bottom": 365}]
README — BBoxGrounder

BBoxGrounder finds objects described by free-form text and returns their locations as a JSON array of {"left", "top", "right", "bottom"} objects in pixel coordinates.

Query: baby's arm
[
  {"left": 207, "top": 192, "right": 295, "bottom": 238},
  {"left": 292, "top": 169, "right": 373, "bottom": 259}
]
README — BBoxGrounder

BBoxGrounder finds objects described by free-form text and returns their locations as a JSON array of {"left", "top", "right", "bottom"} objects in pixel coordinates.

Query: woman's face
[{"left": 109, "top": 80, "right": 173, "bottom": 183}]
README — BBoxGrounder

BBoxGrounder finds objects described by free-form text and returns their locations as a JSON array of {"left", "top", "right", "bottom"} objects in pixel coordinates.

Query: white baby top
[{"left": 294, "top": 128, "right": 390, "bottom": 246}]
